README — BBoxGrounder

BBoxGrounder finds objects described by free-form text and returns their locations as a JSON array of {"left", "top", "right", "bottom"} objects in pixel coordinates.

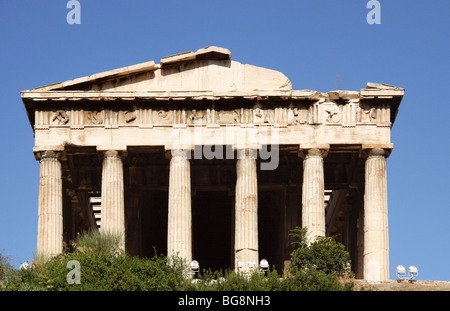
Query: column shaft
[
  {"left": 167, "top": 149, "right": 192, "bottom": 264},
  {"left": 37, "top": 151, "right": 63, "bottom": 258},
  {"left": 101, "top": 150, "right": 125, "bottom": 249},
  {"left": 301, "top": 148, "right": 326, "bottom": 242},
  {"left": 235, "top": 149, "right": 259, "bottom": 271},
  {"left": 363, "top": 148, "right": 389, "bottom": 281}
]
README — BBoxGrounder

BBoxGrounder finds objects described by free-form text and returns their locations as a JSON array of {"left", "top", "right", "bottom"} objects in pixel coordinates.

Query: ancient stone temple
[{"left": 22, "top": 47, "right": 404, "bottom": 281}]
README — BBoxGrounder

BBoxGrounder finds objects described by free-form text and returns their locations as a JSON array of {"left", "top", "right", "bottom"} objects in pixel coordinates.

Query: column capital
[
  {"left": 237, "top": 148, "right": 257, "bottom": 159},
  {"left": 102, "top": 149, "right": 127, "bottom": 160},
  {"left": 165, "top": 148, "right": 191, "bottom": 159},
  {"left": 367, "top": 148, "right": 386, "bottom": 158},
  {"left": 97, "top": 145, "right": 127, "bottom": 156},
  {"left": 97, "top": 149, "right": 127, "bottom": 162},
  {"left": 361, "top": 144, "right": 393, "bottom": 159},
  {"left": 34, "top": 147, "right": 65, "bottom": 161},
  {"left": 298, "top": 144, "right": 329, "bottom": 159}
]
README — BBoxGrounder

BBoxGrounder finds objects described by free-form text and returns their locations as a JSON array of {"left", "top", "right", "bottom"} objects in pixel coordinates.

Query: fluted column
[
  {"left": 167, "top": 149, "right": 192, "bottom": 264},
  {"left": 363, "top": 148, "right": 389, "bottom": 282},
  {"left": 36, "top": 150, "right": 64, "bottom": 258},
  {"left": 234, "top": 149, "right": 259, "bottom": 272},
  {"left": 101, "top": 150, "right": 125, "bottom": 250},
  {"left": 301, "top": 148, "right": 327, "bottom": 242}
]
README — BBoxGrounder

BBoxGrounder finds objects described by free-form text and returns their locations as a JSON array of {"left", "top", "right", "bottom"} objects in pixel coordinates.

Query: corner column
[
  {"left": 101, "top": 150, "right": 126, "bottom": 250},
  {"left": 234, "top": 149, "right": 259, "bottom": 272},
  {"left": 363, "top": 148, "right": 389, "bottom": 282},
  {"left": 167, "top": 149, "right": 192, "bottom": 264},
  {"left": 300, "top": 147, "right": 328, "bottom": 242},
  {"left": 36, "top": 149, "right": 64, "bottom": 258}
]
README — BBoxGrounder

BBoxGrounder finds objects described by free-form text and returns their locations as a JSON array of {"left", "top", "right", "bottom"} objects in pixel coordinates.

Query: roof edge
[
  {"left": 30, "top": 46, "right": 232, "bottom": 92},
  {"left": 32, "top": 60, "right": 158, "bottom": 92}
]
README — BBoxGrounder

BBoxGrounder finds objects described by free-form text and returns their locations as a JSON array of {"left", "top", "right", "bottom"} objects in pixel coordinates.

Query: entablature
[{"left": 24, "top": 89, "right": 400, "bottom": 130}]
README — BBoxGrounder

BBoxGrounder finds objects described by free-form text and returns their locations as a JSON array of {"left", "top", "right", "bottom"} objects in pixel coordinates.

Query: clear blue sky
[{"left": 0, "top": 1, "right": 448, "bottom": 281}]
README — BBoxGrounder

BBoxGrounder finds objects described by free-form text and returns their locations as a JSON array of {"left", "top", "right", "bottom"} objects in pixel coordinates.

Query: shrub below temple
[{"left": 1, "top": 228, "right": 354, "bottom": 291}]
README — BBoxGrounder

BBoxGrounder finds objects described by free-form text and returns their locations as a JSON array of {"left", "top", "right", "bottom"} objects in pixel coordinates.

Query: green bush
[
  {"left": 0, "top": 251, "right": 13, "bottom": 282},
  {"left": 5, "top": 251, "right": 187, "bottom": 291},
  {"left": 289, "top": 227, "right": 352, "bottom": 278},
  {"left": 2, "top": 228, "right": 354, "bottom": 291},
  {"left": 185, "top": 267, "right": 353, "bottom": 291},
  {"left": 2, "top": 231, "right": 187, "bottom": 291}
]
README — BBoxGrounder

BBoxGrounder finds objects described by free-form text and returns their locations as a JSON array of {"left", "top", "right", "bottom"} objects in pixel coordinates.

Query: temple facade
[{"left": 22, "top": 47, "right": 404, "bottom": 281}]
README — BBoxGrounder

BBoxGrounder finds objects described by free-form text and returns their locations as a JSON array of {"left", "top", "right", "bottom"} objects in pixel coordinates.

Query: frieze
[{"left": 33, "top": 101, "right": 391, "bottom": 129}]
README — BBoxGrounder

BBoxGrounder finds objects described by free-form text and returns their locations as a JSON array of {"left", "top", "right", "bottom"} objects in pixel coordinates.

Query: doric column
[
  {"left": 234, "top": 149, "right": 259, "bottom": 272},
  {"left": 300, "top": 148, "right": 327, "bottom": 242},
  {"left": 101, "top": 150, "right": 125, "bottom": 249},
  {"left": 36, "top": 150, "right": 64, "bottom": 258},
  {"left": 167, "top": 149, "right": 192, "bottom": 264},
  {"left": 363, "top": 148, "right": 389, "bottom": 282}
]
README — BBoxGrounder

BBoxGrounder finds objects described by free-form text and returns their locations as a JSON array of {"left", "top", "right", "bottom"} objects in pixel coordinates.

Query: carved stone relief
[
  {"left": 322, "top": 102, "right": 342, "bottom": 124},
  {"left": 253, "top": 107, "right": 268, "bottom": 124},
  {"left": 153, "top": 109, "right": 173, "bottom": 125},
  {"left": 357, "top": 104, "right": 376, "bottom": 123},
  {"left": 123, "top": 110, "right": 136, "bottom": 123},
  {"left": 218, "top": 109, "right": 240, "bottom": 124},
  {"left": 263, "top": 110, "right": 275, "bottom": 124},
  {"left": 187, "top": 109, "right": 204, "bottom": 125},
  {"left": 287, "top": 104, "right": 308, "bottom": 125},
  {"left": 87, "top": 111, "right": 103, "bottom": 125},
  {"left": 357, "top": 104, "right": 390, "bottom": 124},
  {"left": 51, "top": 110, "right": 69, "bottom": 125}
]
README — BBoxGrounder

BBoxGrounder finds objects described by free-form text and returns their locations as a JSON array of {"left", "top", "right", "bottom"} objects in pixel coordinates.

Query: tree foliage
[
  {"left": 289, "top": 226, "right": 352, "bottom": 277},
  {"left": 0, "top": 251, "right": 14, "bottom": 282}
]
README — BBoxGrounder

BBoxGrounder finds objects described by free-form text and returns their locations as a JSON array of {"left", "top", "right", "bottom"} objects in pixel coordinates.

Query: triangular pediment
[
  {"left": 32, "top": 46, "right": 292, "bottom": 93},
  {"left": 22, "top": 46, "right": 405, "bottom": 130}
]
